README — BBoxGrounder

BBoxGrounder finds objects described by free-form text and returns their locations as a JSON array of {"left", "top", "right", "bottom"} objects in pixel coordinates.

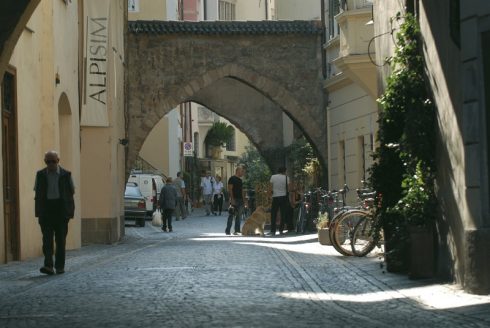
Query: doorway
[{"left": 2, "top": 70, "right": 19, "bottom": 262}]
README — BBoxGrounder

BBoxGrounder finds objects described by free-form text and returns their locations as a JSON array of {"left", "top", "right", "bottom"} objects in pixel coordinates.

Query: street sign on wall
[{"left": 183, "top": 142, "right": 193, "bottom": 156}]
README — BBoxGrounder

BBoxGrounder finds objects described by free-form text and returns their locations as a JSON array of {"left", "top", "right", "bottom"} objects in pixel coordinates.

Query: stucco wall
[
  {"left": 327, "top": 82, "right": 377, "bottom": 200},
  {"left": 421, "top": 0, "right": 490, "bottom": 294},
  {"left": 128, "top": 0, "right": 167, "bottom": 20},
  {"left": 140, "top": 117, "right": 170, "bottom": 175},
  {"left": 374, "top": 0, "right": 490, "bottom": 294},
  {"left": 4, "top": 0, "right": 82, "bottom": 260},
  {"left": 80, "top": 0, "right": 126, "bottom": 245},
  {"left": 276, "top": 0, "right": 320, "bottom": 20}
]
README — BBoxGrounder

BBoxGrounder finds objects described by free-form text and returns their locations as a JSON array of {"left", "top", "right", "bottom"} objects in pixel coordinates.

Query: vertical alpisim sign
[{"left": 82, "top": 0, "right": 110, "bottom": 126}]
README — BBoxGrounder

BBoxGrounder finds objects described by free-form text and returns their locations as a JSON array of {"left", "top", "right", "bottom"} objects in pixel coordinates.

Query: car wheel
[{"left": 138, "top": 218, "right": 146, "bottom": 227}]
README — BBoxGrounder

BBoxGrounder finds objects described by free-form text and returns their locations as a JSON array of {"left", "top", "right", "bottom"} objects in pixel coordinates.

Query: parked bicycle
[
  {"left": 328, "top": 186, "right": 377, "bottom": 256},
  {"left": 350, "top": 193, "right": 383, "bottom": 257}
]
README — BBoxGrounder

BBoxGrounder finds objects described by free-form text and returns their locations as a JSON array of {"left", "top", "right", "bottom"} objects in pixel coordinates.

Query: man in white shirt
[
  {"left": 268, "top": 166, "right": 291, "bottom": 236},
  {"left": 212, "top": 175, "right": 224, "bottom": 215},
  {"left": 201, "top": 171, "right": 215, "bottom": 216}
]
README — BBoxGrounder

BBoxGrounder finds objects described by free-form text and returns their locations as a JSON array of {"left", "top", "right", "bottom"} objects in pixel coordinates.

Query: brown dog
[{"left": 241, "top": 206, "right": 270, "bottom": 236}]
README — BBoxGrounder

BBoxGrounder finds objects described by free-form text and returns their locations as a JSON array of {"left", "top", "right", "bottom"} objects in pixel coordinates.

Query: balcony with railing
[{"left": 329, "top": 0, "right": 376, "bottom": 98}]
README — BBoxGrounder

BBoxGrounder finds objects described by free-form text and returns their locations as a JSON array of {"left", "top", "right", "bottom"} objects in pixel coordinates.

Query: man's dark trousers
[
  {"left": 270, "top": 196, "right": 289, "bottom": 234},
  {"left": 39, "top": 199, "right": 69, "bottom": 270}
]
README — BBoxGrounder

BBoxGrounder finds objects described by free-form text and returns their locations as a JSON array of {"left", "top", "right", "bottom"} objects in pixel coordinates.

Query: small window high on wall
[{"left": 219, "top": 0, "right": 236, "bottom": 21}]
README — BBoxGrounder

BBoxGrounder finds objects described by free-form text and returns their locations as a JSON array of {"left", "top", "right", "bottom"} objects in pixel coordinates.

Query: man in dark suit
[{"left": 34, "top": 151, "right": 75, "bottom": 275}]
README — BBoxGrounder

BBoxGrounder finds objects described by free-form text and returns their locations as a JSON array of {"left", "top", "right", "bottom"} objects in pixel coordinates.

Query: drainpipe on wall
[
  {"left": 179, "top": 0, "right": 184, "bottom": 20},
  {"left": 321, "top": 0, "right": 327, "bottom": 79},
  {"left": 265, "top": 0, "right": 269, "bottom": 20},
  {"left": 203, "top": 0, "right": 207, "bottom": 20}
]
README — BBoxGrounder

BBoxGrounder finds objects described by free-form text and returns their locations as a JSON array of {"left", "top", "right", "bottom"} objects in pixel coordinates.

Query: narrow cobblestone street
[{"left": 1, "top": 209, "right": 489, "bottom": 328}]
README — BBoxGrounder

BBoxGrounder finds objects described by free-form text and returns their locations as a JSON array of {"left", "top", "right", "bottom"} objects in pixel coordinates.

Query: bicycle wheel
[
  {"left": 330, "top": 210, "right": 370, "bottom": 256},
  {"left": 351, "top": 216, "right": 377, "bottom": 257}
]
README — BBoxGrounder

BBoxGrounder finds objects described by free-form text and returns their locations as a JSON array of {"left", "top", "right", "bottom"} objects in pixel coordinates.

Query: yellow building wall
[
  {"left": 327, "top": 82, "right": 377, "bottom": 202},
  {"left": 80, "top": 0, "right": 126, "bottom": 244},
  {"left": 139, "top": 116, "right": 171, "bottom": 175},
  {"left": 128, "top": 0, "right": 167, "bottom": 20},
  {"left": 5, "top": 0, "right": 82, "bottom": 260}
]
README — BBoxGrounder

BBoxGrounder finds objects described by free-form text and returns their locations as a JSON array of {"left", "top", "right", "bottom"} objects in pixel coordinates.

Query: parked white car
[{"left": 127, "top": 173, "right": 165, "bottom": 216}]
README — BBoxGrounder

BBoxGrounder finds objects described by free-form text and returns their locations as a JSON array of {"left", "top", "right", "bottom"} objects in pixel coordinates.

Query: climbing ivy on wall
[{"left": 369, "top": 13, "right": 437, "bottom": 271}]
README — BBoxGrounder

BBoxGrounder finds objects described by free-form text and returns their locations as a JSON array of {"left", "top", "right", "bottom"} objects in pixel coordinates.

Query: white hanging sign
[{"left": 82, "top": 0, "right": 110, "bottom": 126}]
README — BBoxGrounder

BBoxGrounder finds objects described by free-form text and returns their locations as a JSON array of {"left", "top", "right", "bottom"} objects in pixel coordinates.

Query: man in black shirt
[{"left": 225, "top": 166, "right": 245, "bottom": 235}]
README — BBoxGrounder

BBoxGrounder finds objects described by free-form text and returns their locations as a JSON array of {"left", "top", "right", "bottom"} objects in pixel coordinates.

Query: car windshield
[{"left": 125, "top": 186, "right": 142, "bottom": 197}]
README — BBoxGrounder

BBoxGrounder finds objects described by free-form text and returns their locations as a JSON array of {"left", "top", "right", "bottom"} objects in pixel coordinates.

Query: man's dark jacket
[{"left": 35, "top": 167, "right": 75, "bottom": 219}]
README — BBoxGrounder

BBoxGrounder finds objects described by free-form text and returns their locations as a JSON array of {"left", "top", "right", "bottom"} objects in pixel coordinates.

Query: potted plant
[
  {"left": 316, "top": 212, "right": 331, "bottom": 245},
  {"left": 204, "top": 122, "right": 234, "bottom": 158}
]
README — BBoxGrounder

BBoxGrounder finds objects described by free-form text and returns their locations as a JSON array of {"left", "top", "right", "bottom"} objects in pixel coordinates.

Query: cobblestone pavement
[{"left": 1, "top": 209, "right": 490, "bottom": 328}]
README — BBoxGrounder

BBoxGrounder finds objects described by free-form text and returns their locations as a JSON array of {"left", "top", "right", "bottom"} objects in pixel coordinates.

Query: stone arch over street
[{"left": 127, "top": 20, "right": 327, "bottom": 173}]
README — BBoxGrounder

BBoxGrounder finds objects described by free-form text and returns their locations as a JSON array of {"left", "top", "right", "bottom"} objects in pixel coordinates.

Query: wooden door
[{"left": 2, "top": 70, "right": 19, "bottom": 262}]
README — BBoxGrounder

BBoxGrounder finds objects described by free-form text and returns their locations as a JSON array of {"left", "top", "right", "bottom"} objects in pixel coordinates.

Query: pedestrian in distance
[
  {"left": 34, "top": 150, "right": 75, "bottom": 275},
  {"left": 159, "top": 177, "right": 178, "bottom": 232},
  {"left": 173, "top": 171, "right": 187, "bottom": 221},
  {"left": 213, "top": 175, "right": 224, "bottom": 215},
  {"left": 201, "top": 171, "right": 215, "bottom": 216},
  {"left": 225, "top": 166, "right": 245, "bottom": 235},
  {"left": 268, "top": 166, "right": 291, "bottom": 236}
]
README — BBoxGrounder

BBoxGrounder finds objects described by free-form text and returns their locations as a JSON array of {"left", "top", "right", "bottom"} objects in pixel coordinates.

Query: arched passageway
[{"left": 127, "top": 20, "right": 327, "bottom": 174}]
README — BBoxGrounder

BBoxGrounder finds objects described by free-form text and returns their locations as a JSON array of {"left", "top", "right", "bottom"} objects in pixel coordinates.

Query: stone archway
[
  {"left": 127, "top": 20, "right": 327, "bottom": 173},
  {"left": 190, "top": 77, "right": 286, "bottom": 170},
  {"left": 0, "top": 0, "right": 41, "bottom": 82}
]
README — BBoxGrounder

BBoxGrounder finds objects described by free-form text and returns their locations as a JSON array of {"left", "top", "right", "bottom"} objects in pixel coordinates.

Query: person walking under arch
[
  {"left": 268, "top": 167, "right": 291, "bottom": 237},
  {"left": 159, "top": 177, "right": 178, "bottom": 232},
  {"left": 213, "top": 175, "right": 224, "bottom": 215},
  {"left": 225, "top": 167, "right": 245, "bottom": 235},
  {"left": 201, "top": 171, "right": 215, "bottom": 216},
  {"left": 173, "top": 172, "right": 187, "bottom": 220}
]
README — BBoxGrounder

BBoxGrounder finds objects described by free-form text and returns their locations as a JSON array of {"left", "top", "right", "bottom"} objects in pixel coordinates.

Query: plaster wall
[
  {"left": 80, "top": 0, "right": 126, "bottom": 245},
  {"left": 327, "top": 82, "right": 376, "bottom": 200},
  {"left": 276, "top": 0, "right": 320, "bottom": 20},
  {"left": 128, "top": 0, "right": 167, "bottom": 20},
  {"left": 236, "top": 0, "right": 267, "bottom": 20},
  {"left": 5, "top": 0, "right": 82, "bottom": 260},
  {"left": 373, "top": 0, "right": 490, "bottom": 294},
  {"left": 139, "top": 116, "right": 170, "bottom": 175},
  {"left": 420, "top": 0, "right": 490, "bottom": 294}
]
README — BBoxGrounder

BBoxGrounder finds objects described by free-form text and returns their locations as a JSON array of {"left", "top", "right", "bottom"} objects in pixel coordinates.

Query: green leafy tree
[
  {"left": 286, "top": 137, "right": 319, "bottom": 188},
  {"left": 204, "top": 122, "right": 234, "bottom": 147},
  {"left": 238, "top": 145, "right": 271, "bottom": 189}
]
